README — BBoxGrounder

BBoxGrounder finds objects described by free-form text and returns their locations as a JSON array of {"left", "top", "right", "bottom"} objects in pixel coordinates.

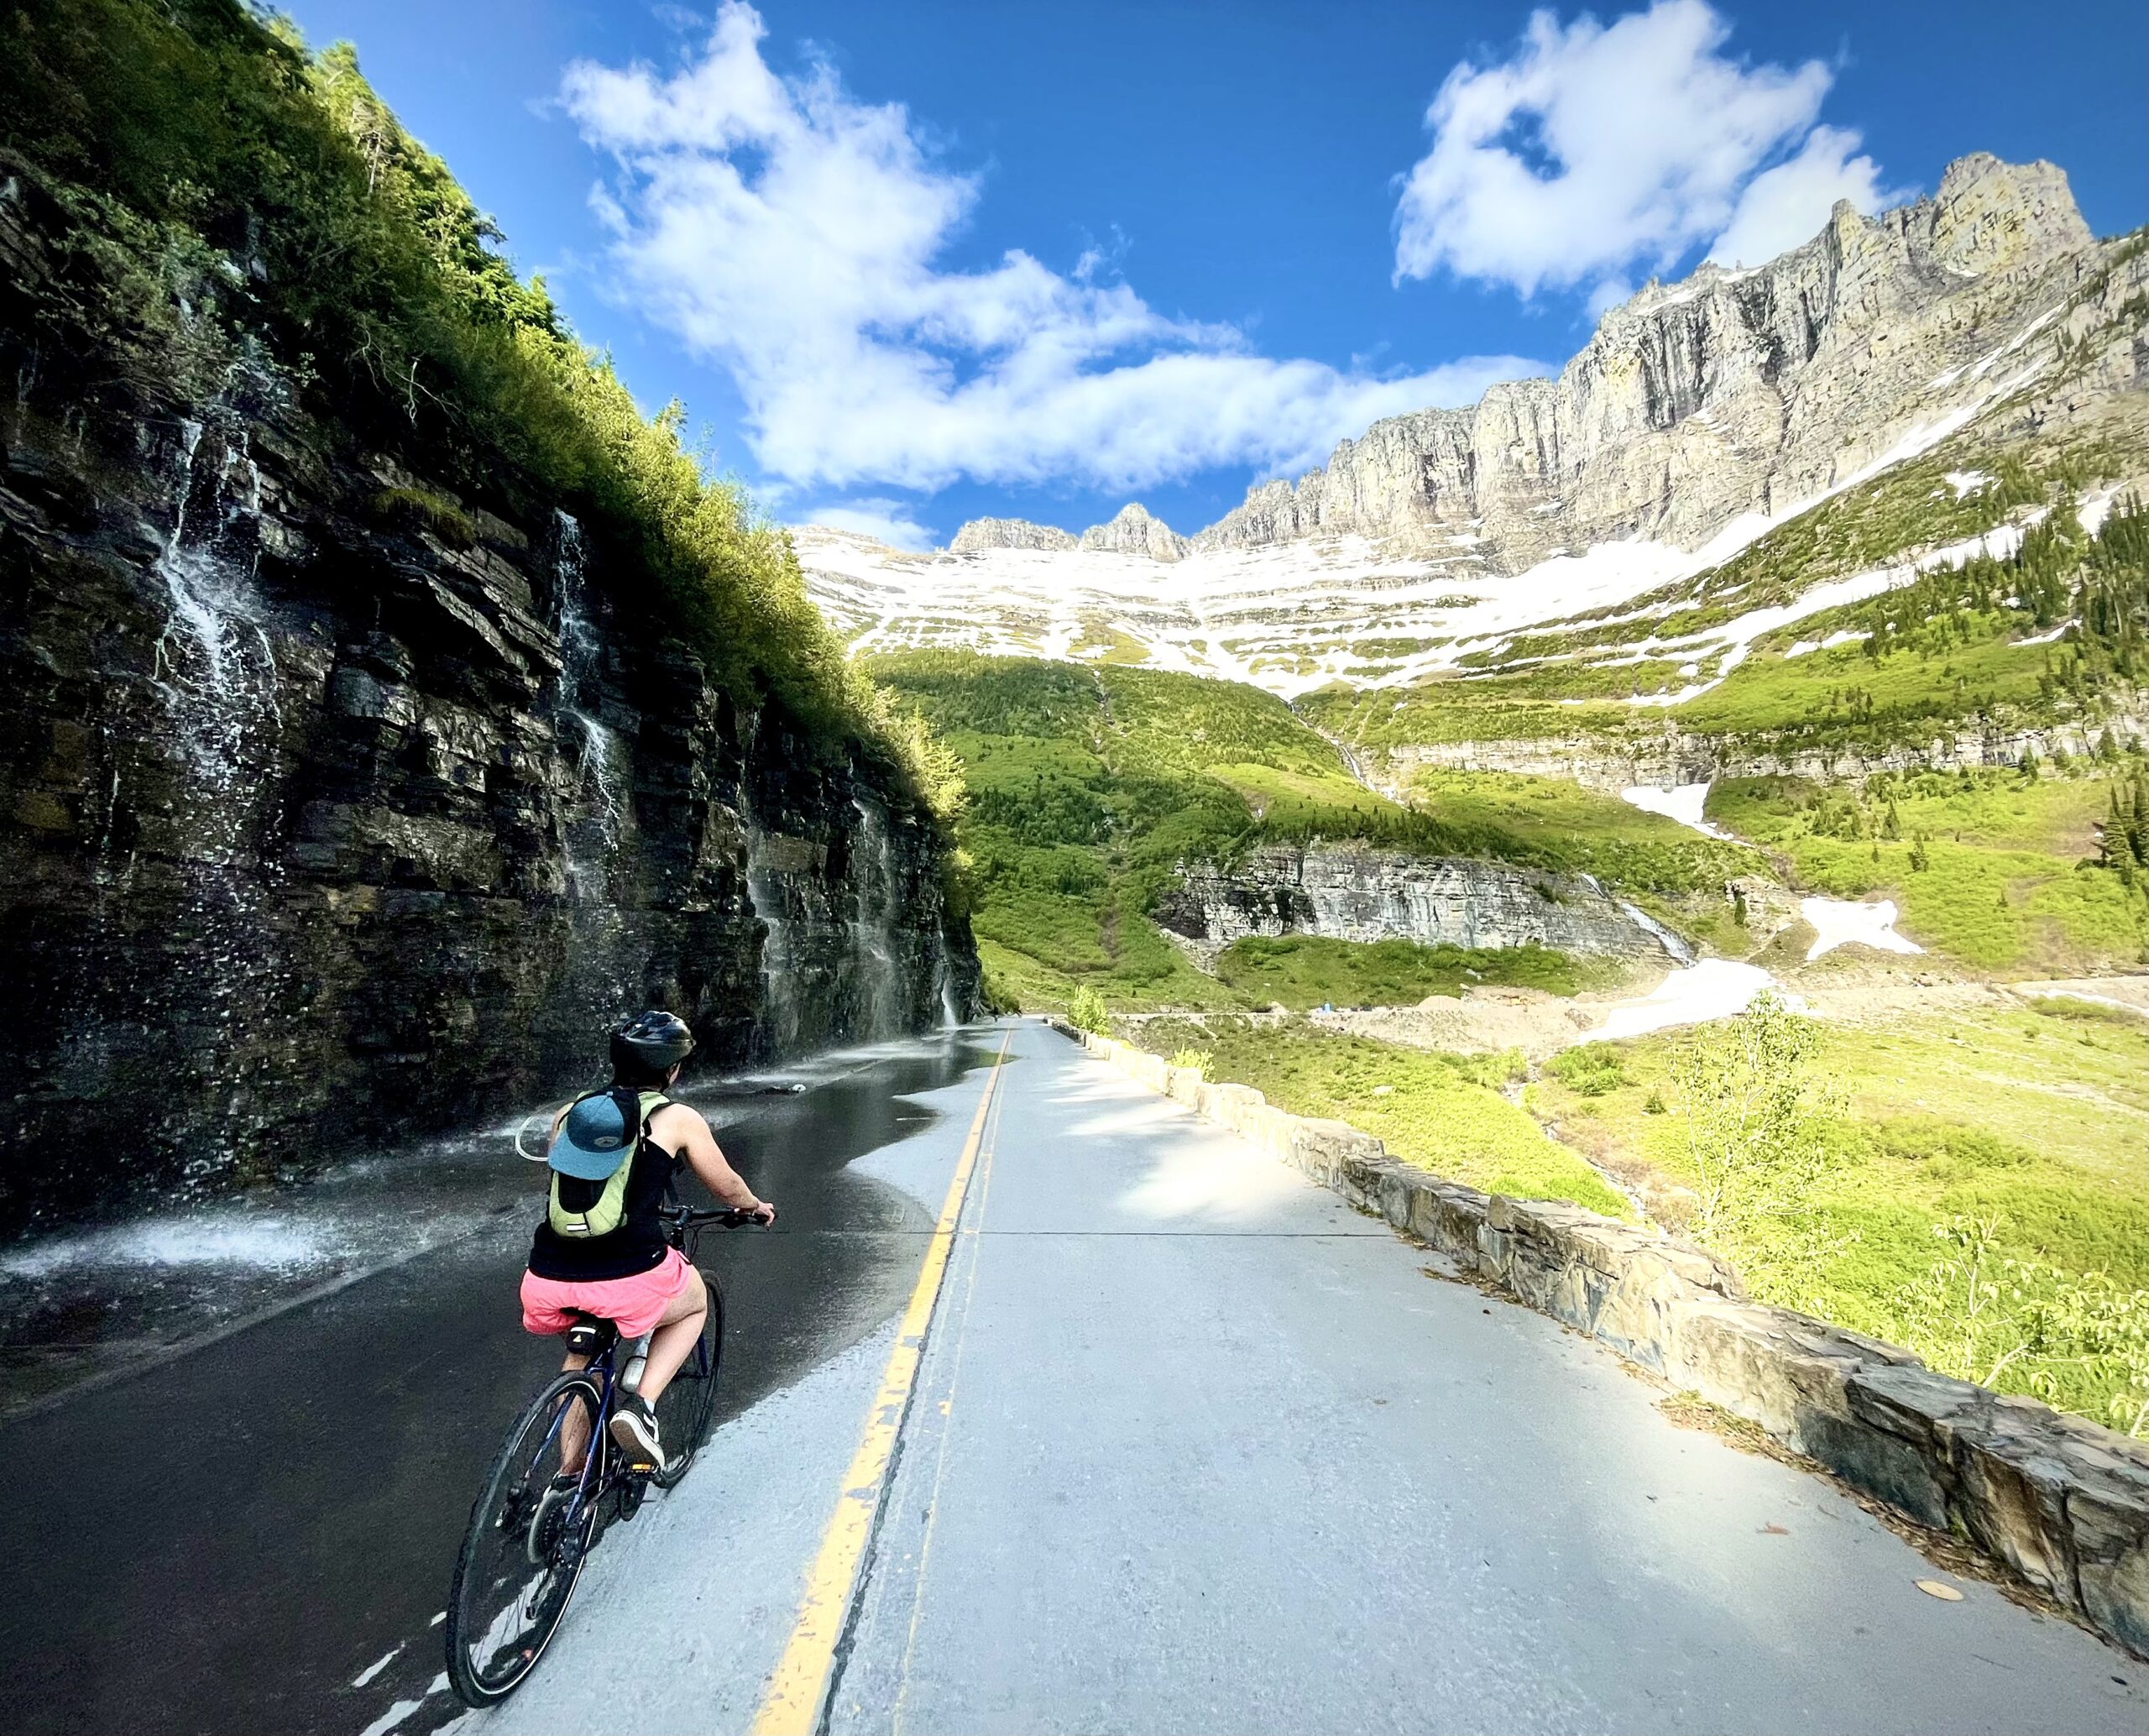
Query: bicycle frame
[{"left": 520, "top": 1211, "right": 733, "bottom": 1532}]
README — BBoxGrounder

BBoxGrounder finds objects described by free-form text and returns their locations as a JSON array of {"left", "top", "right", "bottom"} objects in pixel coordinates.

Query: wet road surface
[
  {"left": 0, "top": 1034, "right": 996, "bottom": 1736},
  {"left": 471, "top": 1019, "right": 2148, "bottom": 1736}
]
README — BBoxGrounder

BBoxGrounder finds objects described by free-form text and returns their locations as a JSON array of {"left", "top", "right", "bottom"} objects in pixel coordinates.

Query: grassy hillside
[
  {"left": 1709, "top": 764, "right": 2147, "bottom": 973},
  {"left": 0, "top": 0, "right": 941, "bottom": 799},
  {"left": 1130, "top": 1017, "right": 1631, "bottom": 1217},
  {"left": 873, "top": 653, "right": 1654, "bottom": 1009},
  {"left": 1535, "top": 996, "right": 2147, "bottom": 1430},
  {"left": 1305, "top": 483, "right": 2146, "bottom": 766}
]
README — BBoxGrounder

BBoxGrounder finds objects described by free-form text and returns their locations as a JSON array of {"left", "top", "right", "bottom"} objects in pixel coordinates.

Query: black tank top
[{"left": 526, "top": 1101, "right": 682, "bottom": 1283}]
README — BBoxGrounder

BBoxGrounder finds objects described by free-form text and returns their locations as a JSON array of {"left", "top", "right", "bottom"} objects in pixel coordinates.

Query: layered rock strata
[
  {"left": 0, "top": 188, "right": 976, "bottom": 1234},
  {"left": 1158, "top": 845, "right": 1676, "bottom": 960},
  {"left": 1376, "top": 710, "right": 2149, "bottom": 796},
  {"left": 1195, "top": 154, "right": 2103, "bottom": 566}
]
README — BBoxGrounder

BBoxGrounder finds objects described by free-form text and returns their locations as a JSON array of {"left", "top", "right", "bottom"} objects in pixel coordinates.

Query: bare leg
[
  {"left": 634, "top": 1268, "right": 708, "bottom": 1405},
  {"left": 556, "top": 1349, "right": 593, "bottom": 1473}
]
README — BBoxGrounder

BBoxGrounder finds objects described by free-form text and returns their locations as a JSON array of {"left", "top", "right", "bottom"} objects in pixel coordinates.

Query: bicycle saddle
[{"left": 563, "top": 1314, "right": 620, "bottom": 1357}]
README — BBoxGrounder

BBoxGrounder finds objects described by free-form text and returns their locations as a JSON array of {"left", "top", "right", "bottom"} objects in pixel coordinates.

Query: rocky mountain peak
[
  {"left": 1926, "top": 152, "right": 2090, "bottom": 277},
  {"left": 949, "top": 516, "right": 1078, "bottom": 554},
  {"left": 1181, "top": 153, "right": 2108, "bottom": 564},
  {"left": 1080, "top": 502, "right": 1190, "bottom": 562}
]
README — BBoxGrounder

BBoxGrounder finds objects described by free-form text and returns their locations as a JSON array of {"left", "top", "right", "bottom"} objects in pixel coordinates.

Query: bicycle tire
[
  {"left": 446, "top": 1373, "right": 606, "bottom": 1707},
  {"left": 653, "top": 1271, "right": 724, "bottom": 1488}
]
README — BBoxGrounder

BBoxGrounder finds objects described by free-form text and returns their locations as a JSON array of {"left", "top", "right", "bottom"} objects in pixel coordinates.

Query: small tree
[
  {"left": 1068, "top": 985, "right": 1109, "bottom": 1034},
  {"left": 1669, "top": 991, "right": 1834, "bottom": 1237}
]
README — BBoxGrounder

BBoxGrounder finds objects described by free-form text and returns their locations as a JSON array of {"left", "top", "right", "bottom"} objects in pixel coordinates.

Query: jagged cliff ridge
[
  {"left": 948, "top": 154, "right": 2096, "bottom": 566},
  {"left": 0, "top": 8, "right": 976, "bottom": 1231},
  {"left": 1196, "top": 154, "right": 2099, "bottom": 562},
  {"left": 818, "top": 154, "right": 2142, "bottom": 698}
]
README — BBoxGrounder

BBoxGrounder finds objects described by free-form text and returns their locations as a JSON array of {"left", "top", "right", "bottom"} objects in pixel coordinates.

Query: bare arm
[{"left": 652, "top": 1103, "right": 776, "bottom": 1223}]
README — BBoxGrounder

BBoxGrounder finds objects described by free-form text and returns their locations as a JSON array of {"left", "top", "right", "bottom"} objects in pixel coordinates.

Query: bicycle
[{"left": 445, "top": 1204, "right": 764, "bottom": 1706}]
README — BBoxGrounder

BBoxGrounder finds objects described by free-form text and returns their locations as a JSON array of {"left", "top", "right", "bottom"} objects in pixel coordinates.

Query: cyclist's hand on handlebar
[{"left": 745, "top": 1200, "right": 776, "bottom": 1226}]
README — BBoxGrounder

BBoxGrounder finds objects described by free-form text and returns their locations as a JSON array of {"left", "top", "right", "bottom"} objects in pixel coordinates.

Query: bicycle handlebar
[{"left": 664, "top": 1205, "right": 769, "bottom": 1229}]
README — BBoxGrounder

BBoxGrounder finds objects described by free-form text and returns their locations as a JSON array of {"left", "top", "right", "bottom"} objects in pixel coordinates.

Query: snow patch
[
  {"left": 1801, "top": 897, "right": 1922, "bottom": 961},
  {"left": 2013, "top": 620, "right": 2075, "bottom": 648},
  {"left": 1786, "top": 630, "right": 1870, "bottom": 658},
  {"left": 1618, "top": 783, "right": 1731, "bottom": 840},
  {"left": 1594, "top": 960, "right": 1787, "bottom": 1041}
]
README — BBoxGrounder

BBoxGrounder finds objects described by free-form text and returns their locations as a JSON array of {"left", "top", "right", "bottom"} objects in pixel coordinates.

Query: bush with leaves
[
  {"left": 1168, "top": 1048, "right": 1214, "bottom": 1080},
  {"left": 1668, "top": 991, "right": 1840, "bottom": 1236},
  {"left": 1894, "top": 1215, "right": 2149, "bottom": 1436},
  {"left": 1067, "top": 986, "right": 1110, "bottom": 1034}
]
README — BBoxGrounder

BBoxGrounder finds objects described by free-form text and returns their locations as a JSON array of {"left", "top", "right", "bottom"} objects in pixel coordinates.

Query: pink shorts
[{"left": 520, "top": 1248, "right": 694, "bottom": 1339}]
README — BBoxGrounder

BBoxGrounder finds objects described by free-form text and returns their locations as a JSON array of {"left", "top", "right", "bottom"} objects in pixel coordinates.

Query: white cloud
[
  {"left": 560, "top": 3, "right": 1541, "bottom": 496},
  {"left": 800, "top": 497, "right": 936, "bottom": 549},
  {"left": 1393, "top": 0, "right": 1891, "bottom": 297},
  {"left": 1707, "top": 124, "right": 1903, "bottom": 266}
]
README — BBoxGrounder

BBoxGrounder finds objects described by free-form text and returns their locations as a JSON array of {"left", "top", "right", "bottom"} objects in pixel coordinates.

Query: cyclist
[{"left": 520, "top": 1010, "right": 776, "bottom": 1468}]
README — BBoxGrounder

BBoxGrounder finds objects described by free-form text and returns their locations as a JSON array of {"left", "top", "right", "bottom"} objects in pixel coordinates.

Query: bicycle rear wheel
[
  {"left": 446, "top": 1373, "right": 605, "bottom": 1706},
  {"left": 653, "top": 1273, "right": 724, "bottom": 1488}
]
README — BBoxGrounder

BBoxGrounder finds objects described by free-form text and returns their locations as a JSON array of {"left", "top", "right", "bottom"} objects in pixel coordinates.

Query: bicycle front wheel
[
  {"left": 653, "top": 1273, "right": 724, "bottom": 1488},
  {"left": 446, "top": 1373, "right": 605, "bottom": 1706}
]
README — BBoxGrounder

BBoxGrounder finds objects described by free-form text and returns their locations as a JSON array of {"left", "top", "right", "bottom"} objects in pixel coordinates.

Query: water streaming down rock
[
  {"left": 848, "top": 794, "right": 907, "bottom": 1041},
  {"left": 542, "top": 512, "right": 636, "bottom": 1037},
  {"left": 138, "top": 413, "right": 298, "bottom": 1191},
  {"left": 744, "top": 820, "right": 803, "bottom": 1060}
]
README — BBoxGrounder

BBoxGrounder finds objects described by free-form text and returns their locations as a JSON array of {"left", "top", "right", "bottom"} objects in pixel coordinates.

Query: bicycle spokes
[{"left": 447, "top": 1376, "right": 605, "bottom": 1704}]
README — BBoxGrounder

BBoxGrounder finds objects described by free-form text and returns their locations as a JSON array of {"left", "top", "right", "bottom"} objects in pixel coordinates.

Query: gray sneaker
[{"left": 609, "top": 1394, "right": 662, "bottom": 1469}]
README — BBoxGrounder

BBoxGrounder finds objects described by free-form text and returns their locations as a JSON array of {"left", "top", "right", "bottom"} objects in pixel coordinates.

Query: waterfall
[
  {"left": 931, "top": 944, "right": 961, "bottom": 1029},
  {"left": 849, "top": 795, "right": 906, "bottom": 1040},
  {"left": 545, "top": 511, "right": 634, "bottom": 1034},
  {"left": 153, "top": 420, "right": 280, "bottom": 850},
  {"left": 744, "top": 823, "right": 801, "bottom": 1059},
  {"left": 139, "top": 414, "right": 290, "bottom": 1191},
  {"left": 1618, "top": 899, "right": 1697, "bottom": 965},
  {"left": 549, "top": 511, "right": 630, "bottom": 901}
]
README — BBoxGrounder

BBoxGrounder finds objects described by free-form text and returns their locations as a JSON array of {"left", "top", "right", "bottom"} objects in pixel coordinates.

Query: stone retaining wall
[{"left": 1045, "top": 1017, "right": 2149, "bottom": 1659}]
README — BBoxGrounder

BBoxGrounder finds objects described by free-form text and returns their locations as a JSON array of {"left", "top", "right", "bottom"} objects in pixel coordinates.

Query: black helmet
[{"left": 609, "top": 1009, "right": 696, "bottom": 1075}]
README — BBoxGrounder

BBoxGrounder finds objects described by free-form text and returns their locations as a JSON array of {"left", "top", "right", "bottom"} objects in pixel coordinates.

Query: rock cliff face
[
  {"left": 0, "top": 199, "right": 976, "bottom": 1234},
  {"left": 949, "top": 516, "right": 1078, "bottom": 554},
  {"left": 1157, "top": 847, "right": 1679, "bottom": 961},
  {"left": 1080, "top": 504, "right": 1190, "bottom": 562},
  {"left": 1195, "top": 154, "right": 2100, "bottom": 566},
  {"left": 949, "top": 503, "right": 1191, "bottom": 561},
  {"left": 1369, "top": 710, "right": 2149, "bottom": 796}
]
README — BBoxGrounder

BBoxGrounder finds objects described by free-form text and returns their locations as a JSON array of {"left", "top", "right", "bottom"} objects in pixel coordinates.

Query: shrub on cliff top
[{"left": 0, "top": 0, "right": 952, "bottom": 811}]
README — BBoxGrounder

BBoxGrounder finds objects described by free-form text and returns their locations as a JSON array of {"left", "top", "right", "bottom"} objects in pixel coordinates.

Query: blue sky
[{"left": 285, "top": 1, "right": 2145, "bottom": 546}]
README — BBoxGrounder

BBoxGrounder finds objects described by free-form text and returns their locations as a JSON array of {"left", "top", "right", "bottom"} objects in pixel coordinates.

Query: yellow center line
[{"left": 749, "top": 1025, "right": 1013, "bottom": 1736}]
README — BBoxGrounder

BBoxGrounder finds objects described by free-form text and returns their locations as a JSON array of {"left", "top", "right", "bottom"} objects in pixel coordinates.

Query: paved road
[
  {"left": 0, "top": 1036, "right": 996, "bottom": 1736},
  {"left": 465, "top": 1019, "right": 2146, "bottom": 1736}
]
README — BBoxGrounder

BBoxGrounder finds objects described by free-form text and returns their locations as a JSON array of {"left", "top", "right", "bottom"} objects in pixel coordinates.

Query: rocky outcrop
[
  {"left": 0, "top": 182, "right": 977, "bottom": 1236},
  {"left": 1192, "top": 155, "right": 2109, "bottom": 567},
  {"left": 1376, "top": 707, "right": 2149, "bottom": 794},
  {"left": 1056, "top": 1020, "right": 2149, "bottom": 1661},
  {"left": 1079, "top": 503, "right": 1189, "bottom": 562},
  {"left": 949, "top": 516, "right": 1078, "bottom": 554},
  {"left": 1157, "top": 844, "right": 1676, "bottom": 960},
  {"left": 949, "top": 503, "right": 1191, "bottom": 562}
]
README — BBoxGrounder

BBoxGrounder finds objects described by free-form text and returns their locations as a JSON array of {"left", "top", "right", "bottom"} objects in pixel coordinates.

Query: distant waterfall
[
  {"left": 849, "top": 795, "right": 906, "bottom": 1040},
  {"left": 744, "top": 822, "right": 802, "bottom": 1058}
]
